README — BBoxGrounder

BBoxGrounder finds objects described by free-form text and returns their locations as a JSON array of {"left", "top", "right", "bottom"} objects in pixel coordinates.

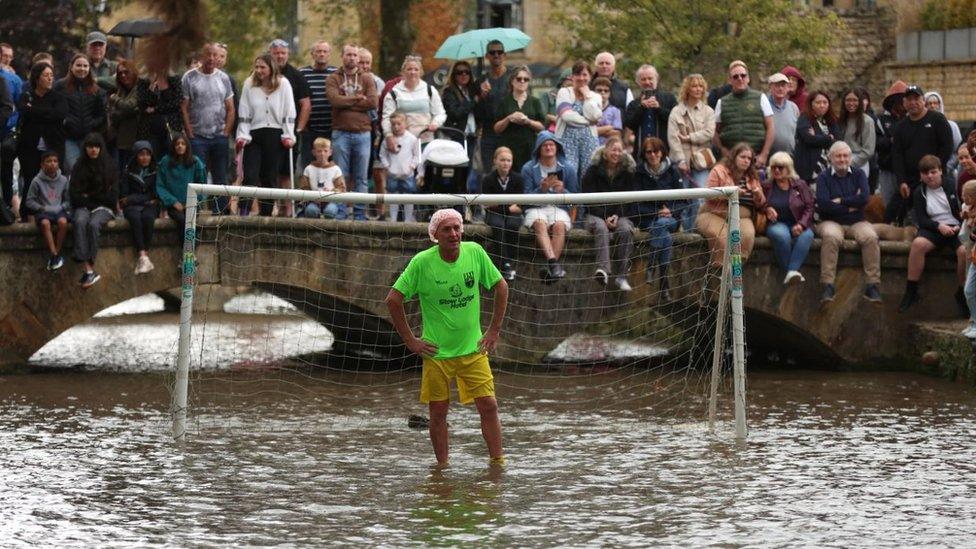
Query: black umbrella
[{"left": 107, "top": 19, "right": 167, "bottom": 38}]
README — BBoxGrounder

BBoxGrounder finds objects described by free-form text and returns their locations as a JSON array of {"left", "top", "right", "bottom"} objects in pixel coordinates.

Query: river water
[{"left": 2, "top": 297, "right": 975, "bottom": 547}]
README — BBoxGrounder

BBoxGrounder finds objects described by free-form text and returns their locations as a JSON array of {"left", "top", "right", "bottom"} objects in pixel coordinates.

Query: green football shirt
[{"left": 392, "top": 241, "right": 503, "bottom": 359}]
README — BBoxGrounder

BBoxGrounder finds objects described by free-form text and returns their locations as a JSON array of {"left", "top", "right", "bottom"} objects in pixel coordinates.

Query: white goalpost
[{"left": 171, "top": 184, "right": 748, "bottom": 441}]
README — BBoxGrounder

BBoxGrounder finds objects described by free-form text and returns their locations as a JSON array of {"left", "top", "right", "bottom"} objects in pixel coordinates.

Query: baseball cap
[
  {"left": 768, "top": 73, "right": 789, "bottom": 84},
  {"left": 905, "top": 85, "right": 924, "bottom": 97},
  {"left": 86, "top": 31, "right": 107, "bottom": 45}
]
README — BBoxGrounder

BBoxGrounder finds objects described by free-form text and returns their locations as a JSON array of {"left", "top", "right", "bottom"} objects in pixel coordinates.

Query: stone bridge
[{"left": 0, "top": 217, "right": 963, "bottom": 369}]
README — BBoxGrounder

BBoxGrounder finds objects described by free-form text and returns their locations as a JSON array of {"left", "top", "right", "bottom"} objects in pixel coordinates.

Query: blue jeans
[
  {"left": 388, "top": 176, "right": 416, "bottom": 194},
  {"left": 332, "top": 130, "right": 371, "bottom": 220},
  {"left": 682, "top": 168, "right": 709, "bottom": 232},
  {"left": 965, "top": 263, "right": 976, "bottom": 327},
  {"left": 301, "top": 201, "right": 340, "bottom": 219},
  {"left": 191, "top": 135, "right": 230, "bottom": 214},
  {"left": 644, "top": 216, "right": 680, "bottom": 268},
  {"left": 766, "top": 221, "right": 814, "bottom": 272},
  {"left": 64, "top": 139, "right": 83, "bottom": 173}
]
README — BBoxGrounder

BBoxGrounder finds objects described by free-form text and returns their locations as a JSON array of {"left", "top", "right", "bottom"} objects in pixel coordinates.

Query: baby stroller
[{"left": 416, "top": 127, "right": 469, "bottom": 220}]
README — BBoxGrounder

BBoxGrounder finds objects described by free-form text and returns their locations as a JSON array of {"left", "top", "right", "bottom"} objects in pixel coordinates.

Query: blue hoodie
[{"left": 519, "top": 131, "right": 578, "bottom": 196}]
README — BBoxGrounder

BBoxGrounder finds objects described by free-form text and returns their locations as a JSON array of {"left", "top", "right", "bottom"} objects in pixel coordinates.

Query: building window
[{"left": 479, "top": 0, "right": 522, "bottom": 30}]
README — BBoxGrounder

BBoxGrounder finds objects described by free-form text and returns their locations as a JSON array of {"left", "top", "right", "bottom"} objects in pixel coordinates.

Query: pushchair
[{"left": 416, "top": 127, "right": 469, "bottom": 220}]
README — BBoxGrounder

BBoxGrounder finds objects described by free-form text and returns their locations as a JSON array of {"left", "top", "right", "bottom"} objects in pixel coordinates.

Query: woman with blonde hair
[
  {"left": 761, "top": 151, "right": 815, "bottom": 284},
  {"left": 236, "top": 53, "right": 296, "bottom": 216},
  {"left": 696, "top": 142, "right": 766, "bottom": 266},
  {"left": 668, "top": 73, "right": 715, "bottom": 229}
]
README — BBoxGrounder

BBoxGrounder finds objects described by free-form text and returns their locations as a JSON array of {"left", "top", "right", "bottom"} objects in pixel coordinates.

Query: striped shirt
[{"left": 300, "top": 65, "right": 337, "bottom": 134}]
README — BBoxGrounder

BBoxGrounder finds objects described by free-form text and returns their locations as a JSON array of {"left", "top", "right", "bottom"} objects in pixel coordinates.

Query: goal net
[{"left": 171, "top": 184, "right": 747, "bottom": 441}]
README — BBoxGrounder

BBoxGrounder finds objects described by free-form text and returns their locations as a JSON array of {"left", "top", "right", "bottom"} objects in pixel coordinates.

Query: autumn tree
[{"left": 553, "top": 0, "right": 842, "bottom": 90}]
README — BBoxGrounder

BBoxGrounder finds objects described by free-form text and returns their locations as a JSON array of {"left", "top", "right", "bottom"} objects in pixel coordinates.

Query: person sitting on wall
[
  {"left": 815, "top": 140, "right": 881, "bottom": 304},
  {"left": 898, "top": 154, "right": 969, "bottom": 315}
]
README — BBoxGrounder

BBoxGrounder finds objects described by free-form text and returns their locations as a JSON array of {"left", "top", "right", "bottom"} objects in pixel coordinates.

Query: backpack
[{"left": 379, "top": 76, "right": 434, "bottom": 110}]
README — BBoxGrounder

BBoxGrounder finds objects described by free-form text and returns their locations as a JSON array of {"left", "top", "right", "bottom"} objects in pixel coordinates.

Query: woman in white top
[
  {"left": 555, "top": 60, "right": 602, "bottom": 183},
  {"left": 236, "top": 54, "right": 296, "bottom": 216},
  {"left": 381, "top": 55, "right": 446, "bottom": 148},
  {"left": 667, "top": 73, "right": 716, "bottom": 229}
]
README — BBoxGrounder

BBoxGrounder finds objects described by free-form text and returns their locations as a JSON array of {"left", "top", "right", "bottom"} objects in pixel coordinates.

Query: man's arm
[
  {"left": 223, "top": 97, "right": 235, "bottom": 136},
  {"left": 385, "top": 289, "right": 437, "bottom": 356},
  {"left": 479, "top": 278, "right": 509, "bottom": 354},
  {"left": 180, "top": 98, "right": 194, "bottom": 139},
  {"left": 758, "top": 115, "right": 775, "bottom": 167},
  {"left": 297, "top": 97, "right": 311, "bottom": 133}
]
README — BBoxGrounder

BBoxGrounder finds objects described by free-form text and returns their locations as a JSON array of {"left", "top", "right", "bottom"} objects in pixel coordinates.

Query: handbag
[
  {"left": 691, "top": 147, "right": 716, "bottom": 171},
  {"left": 752, "top": 207, "right": 767, "bottom": 236}
]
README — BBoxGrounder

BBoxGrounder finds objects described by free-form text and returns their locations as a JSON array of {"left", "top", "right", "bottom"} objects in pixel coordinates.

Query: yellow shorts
[{"left": 420, "top": 352, "right": 495, "bottom": 405}]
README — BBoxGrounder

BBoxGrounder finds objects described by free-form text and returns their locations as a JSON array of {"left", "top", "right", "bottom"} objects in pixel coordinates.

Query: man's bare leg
[
  {"left": 428, "top": 400, "right": 450, "bottom": 465},
  {"left": 551, "top": 222, "right": 566, "bottom": 259},
  {"left": 533, "top": 220, "right": 554, "bottom": 259},
  {"left": 474, "top": 396, "right": 502, "bottom": 460}
]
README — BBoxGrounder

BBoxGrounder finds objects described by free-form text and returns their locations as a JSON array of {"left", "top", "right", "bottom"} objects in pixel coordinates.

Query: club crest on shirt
[{"left": 464, "top": 271, "right": 475, "bottom": 288}]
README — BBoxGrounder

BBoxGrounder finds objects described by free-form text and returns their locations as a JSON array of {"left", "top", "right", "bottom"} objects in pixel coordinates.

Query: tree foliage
[
  {"left": 204, "top": 0, "right": 298, "bottom": 80},
  {"left": 552, "top": 0, "right": 842, "bottom": 90},
  {"left": 0, "top": 0, "right": 116, "bottom": 74}
]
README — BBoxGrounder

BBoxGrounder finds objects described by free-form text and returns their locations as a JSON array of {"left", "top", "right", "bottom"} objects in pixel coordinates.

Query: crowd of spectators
[{"left": 0, "top": 32, "right": 974, "bottom": 335}]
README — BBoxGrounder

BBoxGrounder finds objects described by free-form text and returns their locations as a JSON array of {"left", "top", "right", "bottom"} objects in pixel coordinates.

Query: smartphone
[{"left": 641, "top": 89, "right": 656, "bottom": 100}]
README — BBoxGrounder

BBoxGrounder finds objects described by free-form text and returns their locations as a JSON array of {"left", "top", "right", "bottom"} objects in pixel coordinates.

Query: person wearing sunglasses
[
  {"left": 593, "top": 76, "right": 622, "bottom": 145},
  {"left": 760, "top": 152, "right": 815, "bottom": 285},
  {"left": 713, "top": 60, "right": 774, "bottom": 169},
  {"left": 474, "top": 40, "right": 513, "bottom": 174},
  {"left": 633, "top": 136, "right": 688, "bottom": 302},
  {"left": 696, "top": 142, "right": 766, "bottom": 268},
  {"left": 493, "top": 65, "right": 544, "bottom": 172}
]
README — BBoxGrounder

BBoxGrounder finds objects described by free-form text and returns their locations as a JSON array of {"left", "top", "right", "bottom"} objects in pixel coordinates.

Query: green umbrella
[{"left": 434, "top": 27, "right": 532, "bottom": 60}]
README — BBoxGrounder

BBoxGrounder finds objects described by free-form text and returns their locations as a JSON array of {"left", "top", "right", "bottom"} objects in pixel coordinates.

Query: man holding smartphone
[{"left": 624, "top": 64, "right": 676, "bottom": 160}]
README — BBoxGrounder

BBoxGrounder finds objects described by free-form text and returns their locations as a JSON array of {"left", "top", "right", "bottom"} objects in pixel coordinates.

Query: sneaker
[
  {"left": 821, "top": 283, "right": 836, "bottom": 303},
  {"left": 81, "top": 271, "right": 101, "bottom": 289},
  {"left": 863, "top": 284, "right": 882, "bottom": 303},
  {"left": 46, "top": 256, "right": 55, "bottom": 271},
  {"left": 78, "top": 272, "right": 89, "bottom": 286},
  {"left": 659, "top": 288, "right": 672, "bottom": 303},
  {"left": 502, "top": 263, "right": 516, "bottom": 281},
  {"left": 898, "top": 291, "right": 920, "bottom": 312},
  {"left": 540, "top": 266, "right": 554, "bottom": 283},
  {"left": 594, "top": 268, "right": 609, "bottom": 286},
  {"left": 614, "top": 277, "right": 633, "bottom": 292},
  {"left": 51, "top": 255, "right": 64, "bottom": 271},
  {"left": 783, "top": 270, "right": 804, "bottom": 285},
  {"left": 552, "top": 262, "right": 566, "bottom": 279},
  {"left": 960, "top": 324, "right": 976, "bottom": 338},
  {"left": 142, "top": 257, "right": 154, "bottom": 274}
]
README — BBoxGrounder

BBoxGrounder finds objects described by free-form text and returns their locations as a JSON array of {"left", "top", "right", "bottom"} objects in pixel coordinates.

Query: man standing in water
[{"left": 386, "top": 209, "right": 509, "bottom": 468}]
